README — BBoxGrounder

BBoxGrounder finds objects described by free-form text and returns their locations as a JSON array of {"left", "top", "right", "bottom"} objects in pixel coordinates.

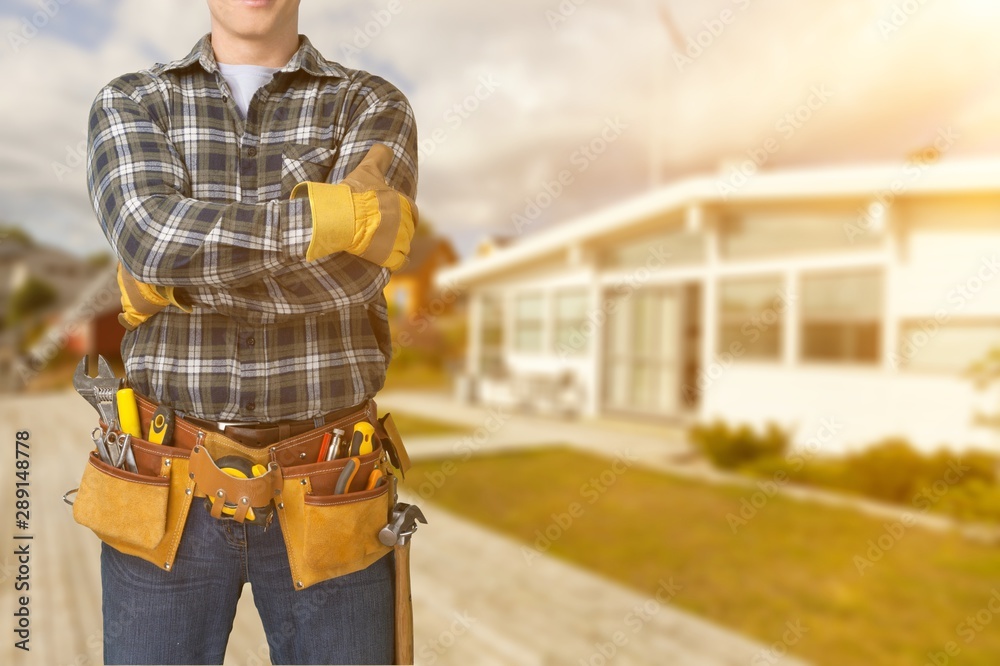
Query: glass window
[
  {"left": 801, "top": 271, "right": 882, "bottom": 363},
  {"left": 514, "top": 293, "right": 544, "bottom": 352},
  {"left": 720, "top": 209, "right": 881, "bottom": 260},
  {"left": 718, "top": 277, "right": 785, "bottom": 359},
  {"left": 603, "top": 288, "right": 684, "bottom": 414},
  {"left": 480, "top": 294, "right": 504, "bottom": 375},
  {"left": 603, "top": 222, "right": 705, "bottom": 269},
  {"left": 898, "top": 321, "right": 1000, "bottom": 373},
  {"left": 554, "top": 290, "right": 588, "bottom": 355}
]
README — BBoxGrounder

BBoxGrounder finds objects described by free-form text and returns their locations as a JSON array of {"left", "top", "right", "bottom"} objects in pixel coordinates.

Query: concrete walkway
[
  {"left": 0, "top": 389, "right": 808, "bottom": 665},
  {"left": 379, "top": 390, "right": 1000, "bottom": 545}
]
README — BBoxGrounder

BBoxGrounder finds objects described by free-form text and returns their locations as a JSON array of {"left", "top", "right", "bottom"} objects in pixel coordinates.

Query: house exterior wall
[{"left": 461, "top": 191, "right": 1000, "bottom": 453}]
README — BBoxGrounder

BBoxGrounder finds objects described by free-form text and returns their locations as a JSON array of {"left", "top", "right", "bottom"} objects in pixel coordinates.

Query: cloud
[{"left": 0, "top": 0, "right": 996, "bottom": 258}]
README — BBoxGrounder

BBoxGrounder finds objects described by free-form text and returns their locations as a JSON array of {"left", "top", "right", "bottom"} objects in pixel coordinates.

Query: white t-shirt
[{"left": 217, "top": 63, "right": 280, "bottom": 118}]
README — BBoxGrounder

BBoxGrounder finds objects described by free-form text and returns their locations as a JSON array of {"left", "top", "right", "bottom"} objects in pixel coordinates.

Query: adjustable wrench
[{"left": 73, "top": 355, "right": 137, "bottom": 472}]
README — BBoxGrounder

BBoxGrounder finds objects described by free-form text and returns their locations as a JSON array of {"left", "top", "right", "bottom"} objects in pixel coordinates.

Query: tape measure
[{"left": 208, "top": 456, "right": 268, "bottom": 521}]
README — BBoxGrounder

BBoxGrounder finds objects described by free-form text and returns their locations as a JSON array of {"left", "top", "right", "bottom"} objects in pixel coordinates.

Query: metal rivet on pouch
[
  {"left": 189, "top": 473, "right": 195, "bottom": 479},
  {"left": 164, "top": 563, "right": 171, "bottom": 570},
  {"left": 185, "top": 489, "right": 192, "bottom": 495},
  {"left": 278, "top": 502, "right": 285, "bottom": 509},
  {"left": 165, "top": 459, "right": 171, "bottom": 467},
  {"left": 216, "top": 490, "right": 225, "bottom": 498},
  {"left": 299, "top": 452, "right": 307, "bottom": 459},
  {"left": 300, "top": 479, "right": 307, "bottom": 485},
  {"left": 296, "top": 581, "right": 303, "bottom": 588},
  {"left": 241, "top": 498, "right": 248, "bottom": 504}
]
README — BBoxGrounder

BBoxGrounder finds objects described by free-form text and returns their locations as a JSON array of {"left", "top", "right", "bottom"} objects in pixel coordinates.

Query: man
[{"left": 86, "top": 0, "right": 417, "bottom": 663}]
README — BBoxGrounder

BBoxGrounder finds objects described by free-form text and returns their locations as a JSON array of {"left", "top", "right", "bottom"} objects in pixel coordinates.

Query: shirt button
[
  {"left": 247, "top": 336, "right": 255, "bottom": 347},
  {"left": 246, "top": 402, "right": 256, "bottom": 412},
  {"left": 247, "top": 146, "right": 257, "bottom": 158}
]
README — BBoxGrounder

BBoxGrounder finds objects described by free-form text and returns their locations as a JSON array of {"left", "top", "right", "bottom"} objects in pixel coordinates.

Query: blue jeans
[{"left": 100, "top": 499, "right": 394, "bottom": 665}]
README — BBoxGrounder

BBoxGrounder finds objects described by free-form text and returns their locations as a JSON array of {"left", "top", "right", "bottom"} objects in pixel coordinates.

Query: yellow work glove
[
  {"left": 291, "top": 144, "right": 417, "bottom": 271},
  {"left": 116, "top": 263, "right": 191, "bottom": 331}
]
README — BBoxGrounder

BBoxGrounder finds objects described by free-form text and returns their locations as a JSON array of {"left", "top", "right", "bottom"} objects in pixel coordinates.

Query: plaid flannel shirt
[{"left": 86, "top": 34, "right": 418, "bottom": 422}]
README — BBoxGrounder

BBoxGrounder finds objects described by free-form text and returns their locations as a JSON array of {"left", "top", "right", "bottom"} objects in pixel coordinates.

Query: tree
[
  {"left": 6, "top": 276, "right": 57, "bottom": 328},
  {"left": 969, "top": 348, "right": 1000, "bottom": 431}
]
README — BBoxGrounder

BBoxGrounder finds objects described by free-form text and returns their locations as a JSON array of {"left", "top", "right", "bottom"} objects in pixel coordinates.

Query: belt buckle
[{"left": 214, "top": 420, "right": 260, "bottom": 434}]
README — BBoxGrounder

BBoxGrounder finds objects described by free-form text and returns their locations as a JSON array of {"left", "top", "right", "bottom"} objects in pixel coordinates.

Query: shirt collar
[{"left": 162, "top": 34, "right": 347, "bottom": 79}]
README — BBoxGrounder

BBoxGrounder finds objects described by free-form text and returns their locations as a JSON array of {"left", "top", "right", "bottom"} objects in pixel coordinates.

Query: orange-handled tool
[{"left": 334, "top": 457, "right": 360, "bottom": 494}]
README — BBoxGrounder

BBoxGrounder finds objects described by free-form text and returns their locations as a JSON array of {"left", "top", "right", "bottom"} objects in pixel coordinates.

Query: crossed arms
[{"left": 87, "top": 72, "right": 418, "bottom": 325}]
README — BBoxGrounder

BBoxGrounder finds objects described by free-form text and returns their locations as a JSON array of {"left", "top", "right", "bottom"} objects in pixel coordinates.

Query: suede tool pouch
[
  {"left": 72, "top": 437, "right": 195, "bottom": 572},
  {"left": 275, "top": 447, "right": 393, "bottom": 591}
]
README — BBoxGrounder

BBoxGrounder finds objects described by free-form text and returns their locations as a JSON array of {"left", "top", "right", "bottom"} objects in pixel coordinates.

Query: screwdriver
[
  {"left": 326, "top": 429, "right": 346, "bottom": 462},
  {"left": 116, "top": 388, "right": 142, "bottom": 438},
  {"left": 350, "top": 422, "right": 374, "bottom": 457},
  {"left": 148, "top": 406, "right": 175, "bottom": 446},
  {"left": 316, "top": 432, "right": 333, "bottom": 463}
]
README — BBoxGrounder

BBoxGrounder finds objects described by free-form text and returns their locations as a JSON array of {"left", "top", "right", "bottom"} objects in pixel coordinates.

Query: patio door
[{"left": 603, "top": 286, "right": 685, "bottom": 416}]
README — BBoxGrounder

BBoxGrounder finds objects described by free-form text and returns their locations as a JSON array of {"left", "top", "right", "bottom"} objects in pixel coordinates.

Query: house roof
[
  {"left": 396, "top": 235, "right": 457, "bottom": 276},
  {"left": 437, "top": 158, "right": 1000, "bottom": 287}
]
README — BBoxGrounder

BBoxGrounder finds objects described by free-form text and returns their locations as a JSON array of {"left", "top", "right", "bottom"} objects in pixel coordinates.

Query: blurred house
[
  {"left": 384, "top": 235, "right": 458, "bottom": 319},
  {"left": 0, "top": 232, "right": 98, "bottom": 314},
  {"left": 440, "top": 159, "right": 1000, "bottom": 453},
  {"left": 0, "top": 231, "right": 121, "bottom": 389}
]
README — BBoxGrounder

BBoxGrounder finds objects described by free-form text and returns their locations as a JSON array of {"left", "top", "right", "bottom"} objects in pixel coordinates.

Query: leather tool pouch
[
  {"left": 71, "top": 398, "right": 410, "bottom": 591},
  {"left": 72, "top": 434, "right": 196, "bottom": 572},
  {"left": 274, "top": 440, "right": 394, "bottom": 590}
]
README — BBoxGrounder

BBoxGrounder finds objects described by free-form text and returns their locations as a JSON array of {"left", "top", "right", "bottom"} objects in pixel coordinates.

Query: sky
[{"left": 0, "top": 0, "right": 998, "bottom": 259}]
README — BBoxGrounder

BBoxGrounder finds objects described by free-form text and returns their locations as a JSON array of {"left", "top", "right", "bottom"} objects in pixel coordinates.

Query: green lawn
[
  {"left": 385, "top": 411, "right": 470, "bottom": 437},
  {"left": 404, "top": 447, "right": 1000, "bottom": 666}
]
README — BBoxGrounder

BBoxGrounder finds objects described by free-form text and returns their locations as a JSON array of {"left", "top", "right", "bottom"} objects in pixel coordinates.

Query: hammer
[{"left": 379, "top": 503, "right": 428, "bottom": 547}]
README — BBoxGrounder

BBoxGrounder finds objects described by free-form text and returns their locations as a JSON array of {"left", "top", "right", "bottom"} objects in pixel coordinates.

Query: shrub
[{"left": 690, "top": 421, "right": 789, "bottom": 470}]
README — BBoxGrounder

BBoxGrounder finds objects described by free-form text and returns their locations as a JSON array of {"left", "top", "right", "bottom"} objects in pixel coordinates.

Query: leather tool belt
[{"left": 69, "top": 391, "right": 413, "bottom": 592}]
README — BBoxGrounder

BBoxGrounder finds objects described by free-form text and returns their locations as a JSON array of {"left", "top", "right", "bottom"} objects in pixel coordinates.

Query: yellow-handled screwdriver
[
  {"left": 148, "top": 406, "right": 175, "bottom": 445},
  {"left": 350, "top": 422, "right": 375, "bottom": 456},
  {"left": 116, "top": 388, "right": 142, "bottom": 437}
]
